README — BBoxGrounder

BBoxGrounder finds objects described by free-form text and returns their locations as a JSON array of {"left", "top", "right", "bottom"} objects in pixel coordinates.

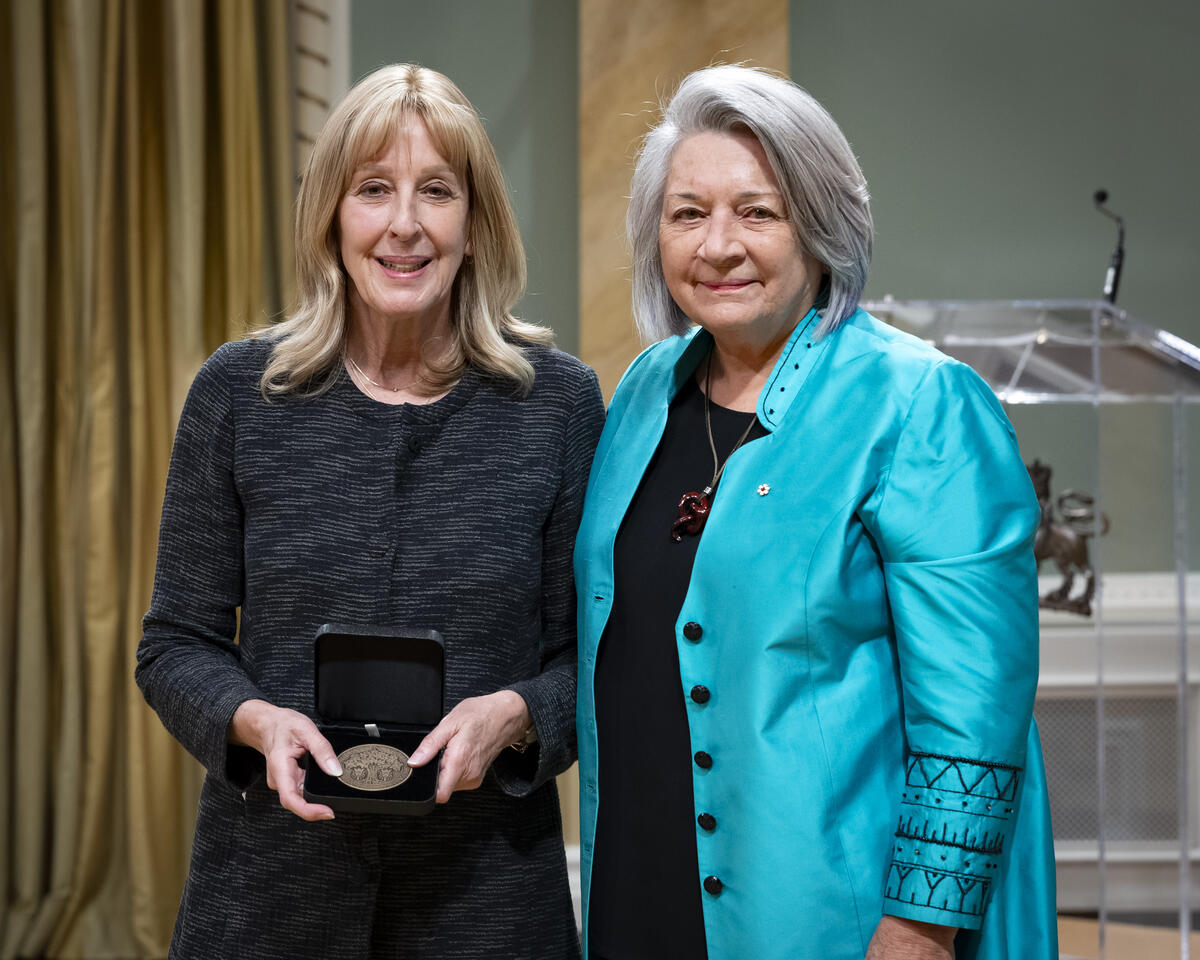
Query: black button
[
  {"left": 690, "top": 685, "right": 710, "bottom": 704},
  {"left": 703, "top": 875, "right": 723, "bottom": 895},
  {"left": 683, "top": 621, "right": 703, "bottom": 641},
  {"left": 694, "top": 751, "right": 713, "bottom": 769},
  {"left": 697, "top": 813, "right": 717, "bottom": 831}
]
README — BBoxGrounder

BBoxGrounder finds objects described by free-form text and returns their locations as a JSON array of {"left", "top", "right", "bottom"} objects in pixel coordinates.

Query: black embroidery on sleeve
[
  {"left": 905, "top": 752, "right": 1021, "bottom": 800},
  {"left": 894, "top": 816, "right": 1005, "bottom": 855},
  {"left": 885, "top": 863, "right": 993, "bottom": 918},
  {"left": 886, "top": 752, "right": 1022, "bottom": 921}
]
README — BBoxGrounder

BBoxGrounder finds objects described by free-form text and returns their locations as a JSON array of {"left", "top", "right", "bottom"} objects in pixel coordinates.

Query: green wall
[
  {"left": 790, "top": 0, "right": 1200, "bottom": 341},
  {"left": 351, "top": 0, "right": 579, "bottom": 355},
  {"left": 790, "top": 0, "right": 1200, "bottom": 573}
]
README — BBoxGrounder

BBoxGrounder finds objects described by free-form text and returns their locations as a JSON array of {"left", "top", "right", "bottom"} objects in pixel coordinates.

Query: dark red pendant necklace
[{"left": 670, "top": 349, "right": 758, "bottom": 542}]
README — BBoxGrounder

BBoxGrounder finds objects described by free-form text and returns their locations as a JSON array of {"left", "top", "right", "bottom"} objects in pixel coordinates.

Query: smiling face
[
  {"left": 337, "top": 116, "right": 471, "bottom": 332},
  {"left": 658, "top": 129, "right": 825, "bottom": 356}
]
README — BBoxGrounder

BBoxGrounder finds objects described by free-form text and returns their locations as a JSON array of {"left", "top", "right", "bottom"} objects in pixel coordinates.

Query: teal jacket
[{"left": 575, "top": 308, "right": 1057, "bottom": 960}]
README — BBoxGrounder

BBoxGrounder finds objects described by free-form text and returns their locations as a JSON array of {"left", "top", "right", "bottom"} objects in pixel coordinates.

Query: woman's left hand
[
  {"left": 406, "top": 690, "right": 532, "bottom": 802},
  {"left": 865, "top": 916, "right": 956, "bottom": 959}
]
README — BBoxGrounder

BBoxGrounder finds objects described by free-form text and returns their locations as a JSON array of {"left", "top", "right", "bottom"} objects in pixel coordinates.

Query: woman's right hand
[
  {"left": 229, "top": 699, "right": 341, "bottom": 821},
  {"left": 865, "top": 916, "right": 956, "bottom": 959}
]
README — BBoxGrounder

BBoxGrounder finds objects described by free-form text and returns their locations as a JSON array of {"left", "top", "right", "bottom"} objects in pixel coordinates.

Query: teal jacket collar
[{"left": 642, "top": 305, "right": 830, "bottom": 431}]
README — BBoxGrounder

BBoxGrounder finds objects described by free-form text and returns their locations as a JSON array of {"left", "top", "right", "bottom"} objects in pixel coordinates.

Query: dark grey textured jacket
[{"left": 137, "top": 338, "right": 604, "bottom": 959}]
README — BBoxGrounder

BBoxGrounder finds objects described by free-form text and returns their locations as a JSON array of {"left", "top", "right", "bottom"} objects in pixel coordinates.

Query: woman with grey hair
[
  {"left": 137, "top": 64, "right": 601, "bottom": 958},
  {"left": 575, "top": 65, "right": 1055, "bottom": 960}
]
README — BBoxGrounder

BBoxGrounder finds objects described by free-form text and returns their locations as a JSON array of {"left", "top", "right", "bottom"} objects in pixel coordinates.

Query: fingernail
[{"left": 326, "top": 761, "right": 343, "bottom": 776}]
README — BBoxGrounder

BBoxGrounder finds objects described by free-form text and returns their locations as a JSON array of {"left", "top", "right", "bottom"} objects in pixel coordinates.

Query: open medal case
[{"left": 302, "top": 623, "right": 443, "bottom": 815}]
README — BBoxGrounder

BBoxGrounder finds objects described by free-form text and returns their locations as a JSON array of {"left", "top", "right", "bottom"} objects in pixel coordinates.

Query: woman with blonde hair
[{"left": 138, "top": 64, "right": 601, "bottom": 959}]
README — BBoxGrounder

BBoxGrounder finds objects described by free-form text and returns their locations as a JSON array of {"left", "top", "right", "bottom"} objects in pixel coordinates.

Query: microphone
[{"left": 1093, "top": 189, "right": 1125, "bottom": 304}]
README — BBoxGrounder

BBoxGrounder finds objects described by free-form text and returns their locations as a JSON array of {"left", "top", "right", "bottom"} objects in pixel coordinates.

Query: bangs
[{"left": 340, "top": 96, "right": 475, "bottom": 192}]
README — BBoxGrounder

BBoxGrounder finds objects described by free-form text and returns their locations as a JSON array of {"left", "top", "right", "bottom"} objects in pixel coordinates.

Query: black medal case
[{"left": 302, "top": 623, "right": 443, "bottom": 815}]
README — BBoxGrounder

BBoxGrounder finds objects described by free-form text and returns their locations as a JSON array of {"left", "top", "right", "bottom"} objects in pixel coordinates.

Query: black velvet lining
[{"left": 314, "top": 623, "right": 443, "bottom": 725}]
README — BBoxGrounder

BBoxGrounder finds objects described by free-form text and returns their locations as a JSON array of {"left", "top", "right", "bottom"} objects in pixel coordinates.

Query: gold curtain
[{"left": 1, "top": 1, "right": 295, "bottom": 956}]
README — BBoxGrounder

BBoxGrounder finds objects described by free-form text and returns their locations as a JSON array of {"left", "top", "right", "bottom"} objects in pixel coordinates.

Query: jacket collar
[{"left": 663, "top": 306, "right": 830, "bottom": 432}]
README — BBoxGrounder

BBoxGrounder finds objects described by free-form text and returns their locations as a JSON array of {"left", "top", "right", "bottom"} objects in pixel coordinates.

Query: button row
[{"left": 684, "top": 621, "right": 721, "bottom": 895}]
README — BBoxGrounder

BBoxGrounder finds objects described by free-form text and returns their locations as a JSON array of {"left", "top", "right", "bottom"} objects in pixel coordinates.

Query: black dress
[
  {"left": 588, "top": 377, "right": 764, "bottom": 960},
  {"left": 136, "top": 338, "right": 604, "bottom": 959}
]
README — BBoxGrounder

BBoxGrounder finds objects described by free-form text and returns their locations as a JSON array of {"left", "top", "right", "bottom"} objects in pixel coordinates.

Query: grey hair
[{"left": 627, "top": 65, "right": 873, "bottom": 341}]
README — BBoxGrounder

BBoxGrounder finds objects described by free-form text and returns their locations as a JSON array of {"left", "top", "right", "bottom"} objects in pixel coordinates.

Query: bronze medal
[{"left": 336, "top": 743, "right": 412, "bottom": 792}]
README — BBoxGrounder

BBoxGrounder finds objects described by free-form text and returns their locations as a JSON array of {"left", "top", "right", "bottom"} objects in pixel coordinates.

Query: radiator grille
[{"left": 1036, "top": 695, "right": 1182, "bottom": 842}]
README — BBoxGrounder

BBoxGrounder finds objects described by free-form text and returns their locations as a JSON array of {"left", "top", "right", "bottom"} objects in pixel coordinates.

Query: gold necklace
[{"left": 346, "top": 353, "right": 426, "bottom": 394}]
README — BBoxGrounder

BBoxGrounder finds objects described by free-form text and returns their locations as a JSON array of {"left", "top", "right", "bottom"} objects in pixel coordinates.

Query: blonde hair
[{"left": 257, "top": 64, "right": 551, "bottom": 396}]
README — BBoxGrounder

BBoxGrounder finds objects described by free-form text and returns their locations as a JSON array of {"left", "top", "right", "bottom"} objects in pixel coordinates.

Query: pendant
[{"left": 670, "top": 490, "right": 711, "bottom": 542}]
